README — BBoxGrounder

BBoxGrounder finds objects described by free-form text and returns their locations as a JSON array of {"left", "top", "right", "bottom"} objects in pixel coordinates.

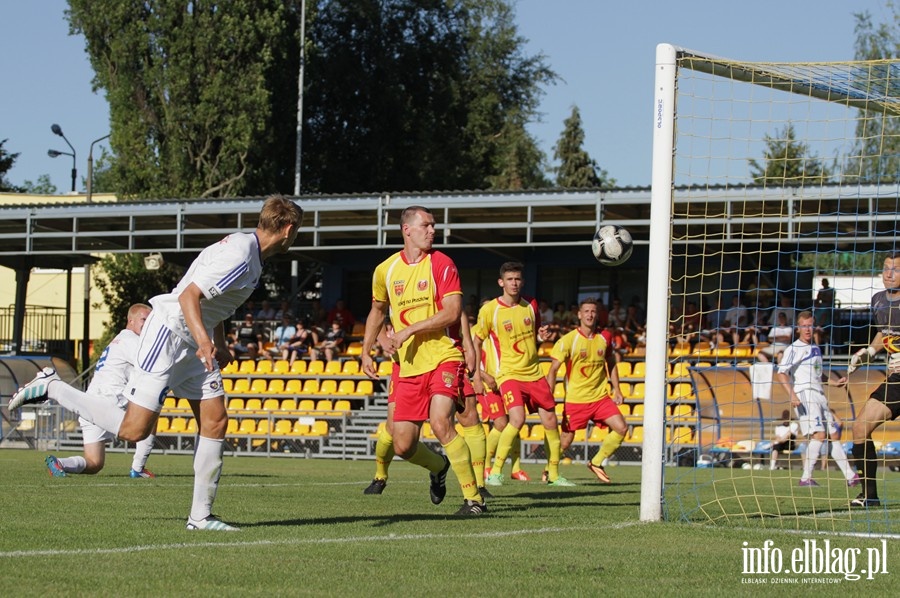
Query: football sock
[
  {"left": 491, "top": 424, "right": 521, "bottom": 475},
  {"left": 190, "top": 436, "right": 224, "bottom": 521},
  {"left": 58, "top": 456, "right": 87, "bottom": 473},
  {"left": 511, "top": 434, "right": 523, "bottom": 474},
  {"left": 461, "top": 424, "right": 486, "bottom": 484},
  {"left": 444, "top": 434, "right": 480, "bottom": 502},
  {"left": 407, "top": 441, "right": 445, "bottom": 473},
  {"left": 802, "top": 439, "right": 823, "bottom": 480},
  {"left": 485, "top": 426, "right": 502, "bottom": 472},
  {"left": 852, "top": 440, "right": 879, "bottom": 497},
  {"left": 593, "top": 431, "right": 625, "bottom": 466},
  {"left": 50, "top": 381, "right": 125, "bottom": 436},
  {"left": 544, "top": 426, "right": 562, "bottom": 481},
  {"left": 132, "top": 435, "right": 155, "bottom": 472},
  {"left": 829, "top": 439, "right": 855, "bottom": 480},
  {"left": 373, "top": 428, "right": 395, "bottom": 480}
]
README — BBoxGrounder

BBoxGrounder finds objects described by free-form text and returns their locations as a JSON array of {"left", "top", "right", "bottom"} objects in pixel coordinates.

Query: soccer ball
[{"left": 591, "top": 225, "right": 633, "bottom": 266}]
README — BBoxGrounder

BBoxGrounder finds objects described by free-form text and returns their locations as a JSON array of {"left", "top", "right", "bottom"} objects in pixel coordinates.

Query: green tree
[
  {"left": 0, "top": 139, "right": 24, "bottom": 192},
  {"left": 748, "top": 123, "right": 830, "bottom": 186},
  {"left": 67, "top": 0, "right": 301, "bottom": 198},
  {"left": 92, "top": 254, "right": 183, "bottom": 356},
  {"left": 21, "top": 175, "right": 58, "bottom": 195},
  {"left": 553, "top": 105, "right": 613, "bottom": 188},
  {"left": 847, "top": 9, "right": 900, "bottom": 184}
]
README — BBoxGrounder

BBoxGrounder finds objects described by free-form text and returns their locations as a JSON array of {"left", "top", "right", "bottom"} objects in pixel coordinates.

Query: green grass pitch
[{"left": 1, "top": 450, "right": 897, "bottom": 596}]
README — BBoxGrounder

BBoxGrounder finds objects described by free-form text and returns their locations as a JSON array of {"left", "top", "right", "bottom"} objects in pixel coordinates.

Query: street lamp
[
  {"left": 49, "top": 123, "right": 77, "bottom": 192},
  {"left": 87, "top": 133, "right": 110, "bottom": 203}
]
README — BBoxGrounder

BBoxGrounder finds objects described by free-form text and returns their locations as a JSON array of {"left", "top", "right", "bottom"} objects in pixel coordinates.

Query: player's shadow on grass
[{"left": 238, "top": 513, "right": 477, "bottom": 528}]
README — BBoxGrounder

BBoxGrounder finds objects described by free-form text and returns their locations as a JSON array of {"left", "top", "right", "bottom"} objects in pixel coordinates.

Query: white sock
[
  {"left": 769, "top": 453, "right": 777, "bottom": 470},
  {"left": 190, "top": 436, "right": 224, "bottom": 521},
  {"left": 58, "top": 456, "right": 87, "bottom": 473},
  {"left": 51, "top": 381, "right": 125, "bottom": 436},
  {"left": 131, "top": 435, "right": 155, "bottom": 472},
  {"left": 830, "top": 440, "right": 855, "bottom": 480},
  {"left": 802, "top": 439, "right": 823, "bottom": 480}
]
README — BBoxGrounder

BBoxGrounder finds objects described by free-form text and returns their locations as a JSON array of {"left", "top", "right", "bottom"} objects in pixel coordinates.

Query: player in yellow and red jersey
[
  {"left": 473, "top": 261, "right": 574, "bottom": 487},
  {"left": 546, "top": 298, "right": 627, "bottom": 483},
  {"left": 360, "top": 206, "right": 484, "bottom": 515}
]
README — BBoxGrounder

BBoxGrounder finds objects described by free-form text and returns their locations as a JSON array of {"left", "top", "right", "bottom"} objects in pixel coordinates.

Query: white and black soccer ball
[{"left": 591, "top": 225, "right": 633, "bottom": 266}]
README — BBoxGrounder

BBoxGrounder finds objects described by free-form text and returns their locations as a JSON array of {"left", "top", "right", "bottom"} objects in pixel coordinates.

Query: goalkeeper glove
[
  {"left": 847, "top": 345, "right": 877, "bottom": 374},
  {"left": 888, "top": 352, "right": 900, "bottom": 375}
]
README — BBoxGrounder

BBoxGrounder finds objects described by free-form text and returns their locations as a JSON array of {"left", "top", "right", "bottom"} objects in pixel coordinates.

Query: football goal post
[{"left": 644, "top": 43, "right": 900, "bottom": 535}]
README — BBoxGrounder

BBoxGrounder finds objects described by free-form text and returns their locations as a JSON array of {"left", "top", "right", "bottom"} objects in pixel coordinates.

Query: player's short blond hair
[{"left": 258, "top": 194, "right": 303, "bottom": 233}]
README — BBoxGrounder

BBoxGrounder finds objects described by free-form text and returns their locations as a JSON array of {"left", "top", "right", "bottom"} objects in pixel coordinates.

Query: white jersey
[
  {"left": 149, "top": 232, "right": 262, "bottom": 346},
  {"left": 88, "top": 328, "right": 140, "bottom": 408},
  {"left": 776, "top": 339, "right": 826, "bottom": 398}
]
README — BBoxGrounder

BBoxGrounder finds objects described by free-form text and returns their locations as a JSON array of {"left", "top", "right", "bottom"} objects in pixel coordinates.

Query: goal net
[{"left": 643, "top": 44, "right": 900, "bottom": 535}]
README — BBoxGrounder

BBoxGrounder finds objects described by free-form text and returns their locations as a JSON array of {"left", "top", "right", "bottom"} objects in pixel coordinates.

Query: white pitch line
[{"left": 0, "top": 521, "right": 642, "bottom": 559}]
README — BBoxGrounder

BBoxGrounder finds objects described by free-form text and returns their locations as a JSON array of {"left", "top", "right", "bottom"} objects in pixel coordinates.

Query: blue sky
[{"left": 0, "top": 0, "right": 891, "bottom": 191}]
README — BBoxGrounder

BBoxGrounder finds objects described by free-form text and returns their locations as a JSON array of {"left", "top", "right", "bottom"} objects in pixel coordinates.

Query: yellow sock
[
  {"left": 594, "top": 431, "right": 624, "bottom": 466},
  {"left": 374, "top": 428, "right": 395, "bottom": 480},
  {"left": 511, "top": 434, "right": 523, "bottom": 473},
  {"left": 486, "top": 427, "right": 502, "bottom": 473},
  {"left": 491, "top": 424, "right": 520, "bottom": 475},
  {"left": 544, "top": 426, "right": 562, "bottom": 481},
  {"left": 462, "top": 424, "right": 487, "bottom": 485},
  {"left": 407, "top": 441, "right": 446, "bottom": 473},
  {"left": 444, "top": 434, "right": 481, "bottom": 502}
]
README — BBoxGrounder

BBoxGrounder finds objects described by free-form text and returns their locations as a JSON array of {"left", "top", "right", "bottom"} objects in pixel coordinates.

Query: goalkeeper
[{"left": 845, "top": 253, "right": 900, "bottom": 508}]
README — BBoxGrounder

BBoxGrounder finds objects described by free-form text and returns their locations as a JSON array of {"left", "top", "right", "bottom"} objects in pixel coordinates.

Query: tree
[
  {"left": 748, "top": 123, "right": 830, "bottom": 186},
  {"left": 67, "top": 0, "right": 301, "bottom": 198},
  {"left": 22, "top": 175, "right": 58, "bottom": 195},
  {"left": 553, "top": 106, "right": 613, "bottom": 188},
  {"left": 0, "top": 139, "right": 24, "bottom": 192}
]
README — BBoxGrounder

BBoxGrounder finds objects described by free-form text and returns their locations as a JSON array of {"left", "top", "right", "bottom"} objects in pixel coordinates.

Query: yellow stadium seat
[
  {"left": 228, "top": 398, "right": 245, "bottom": 411},
  {"left": 553, "top": 382, "right": 566, "bottom": 399},
  {"left": 732, "top": 343, "right": 753, "bottom": 358},
  {"left": 231, "top": 379, "right": 250, "bottom": 395},
  {"left": 226, "top": 419, "right": 239, "bottom": 435},
  {"left": 355, "top": 380, "right": 374, "bottom": 395},
  {"left": 245, "top": 398, "right": 262, "bottom": 411},
  {"left": 694, "top": 361, "right": 712, "bottom": 368},
  {"left": 555, "top": 402, "right": 564, "bottom": 416},
  {"left": 310, "top": 420, "right": 329, "bottom": 436},
  {"left": 627, "top": 361, "right": 646, "bottom": 379},
  {"left": 337, "top": 380, "right": 356, "bottom": 395},
  {"left": 519, "top": 425, "right": 530, "bottom": 439},
  {"left": 221, "top": 360, "right": 239, "bottom": 375},
  {"left": 377, "top": 360, "right": 394, "bottom": 377},
  {"left": 351, "top": 322, "right": 366, "bottom": 336},
  {"left": 301, "top": 379, "right": 319, "bottom": 395},
  {"left": 169, "top": 417, "right": 188, "bottom": 434},
  {"left": 255, "top": 359, "right": 274, "bottom": 375},
  {"left": 222, "top": 378, "right": 234, "bottom": 393},
  {"left": 298, "top": 399, "right": 315, "bottom": 411},
  {"left": 630, "top": 404, "right": 644, "bottom": 421},
  {"left": 618, "top": 404, "right": 630, "bottom": 417},
  {"left": 672, "top": 426, "right": 693, "bottom": 444},
  {"left": 272, "top": 419, "right": 293, "bottom": 436},
  {"left": 176, "top": 398, "right": 191, "bottom": 409},
  {"left": 619, "top": 382, "right": 632, "bottom": 398},
  {"left": 341, "top": 360, "right": 361, "bottom": 375},
  {"left": 273, "top": 359, "right": 290, "bottom": 375},
  {"left": 292, "top": 421, "right": 310, "bottom": 436},
  {"left": 589, "top": 426, "right": 608, "bottom": 442},
  {"left": 616, "top": 362, "right": 632, "bottom": 378},
  {"left": 263, "top": 398, "right": 281, "bottom": 411},
  {"left": 574, "top": 429, "right": 586, "bottom": 442},
  {"left": 631, "top": 383, "right": 646, "bottom": 399},
  {"left": 345, "top": 342, "right": 363, "bottom": 357},
  {"left": 186, "top": 418, "right": 198, "bottom": 434},
  {"left": 558, "top": 363, "right": 567, "bottom": 377},
  {"left": 538, "top": 342, "right": 554, "bottom": 356},
  {"left": 691, "top": 341, "right": 713, "bottom": 357},
  {"left": 284, "top": 379, "right": 302, "bottom": 395},
  {"left": 239, "top": 360, "right": 256, "bottom": 374},
  {"left": 671, "top": 404, "right": 693, "bottom": 420},
  {"left": 324, "top": 360, "right": 342, "bottom": 375},
  {"left": 529, "top": 425, "right": 545, "bottom": 441},
  {"left": 540, "top": 361, "right": 552, "bottom": 376},
  {"left": 421, "top": 422, "right": 436, "bottom": 439},
  {"left": 315, "top": 399, "right": 334, "bottom": 412},
  {"left": 628, "top": 426, "right": 644, "bottom": 443},
  {"left": 237, "top": 419, "right": 257, "bottom": 435},
  {"left": 280, "top": 398, "right": 298, "bottom": 411},
  {"left": 670, "top": 361, "right": 690, "bottom": 380},
  {"left": 255, "top": 419, "right": 270, "bottom": 435},
  {"left": 249, "top": 379, "right": 268, "bottom": 394},
  {"left": 669, "top": 382, "right": 694, "bottom": 400},
  {"left": 267, "top": 379, "right": 286, "bottom": 394},
  {"left": 163, "top": 397, "right": 177, "bottom": 409},
  {"left": 307, "top": 360, "right": 325, "bottom": 375},
  {"left": 319, "top": 379, "right": 338, "bottom": 395},
  {"left": 156, "top": 416, "right": 170, "bottom": 434},
  {"left": 713, "top": 346, "right": 732, "bottom": 358},
  {"left": 290, "top": 360, "right": 308, "bottom": 375},
  {"left": 334, "top": 399, "right": 351, "bottom": 412}
]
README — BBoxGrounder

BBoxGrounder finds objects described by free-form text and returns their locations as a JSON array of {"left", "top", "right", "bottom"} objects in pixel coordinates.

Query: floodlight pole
[{"left": 293, "top": 0, "right": 306, "bottom": 196}]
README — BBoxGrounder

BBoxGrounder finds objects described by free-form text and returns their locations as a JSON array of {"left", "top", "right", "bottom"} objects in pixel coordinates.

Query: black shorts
[
  {"left": 772, "top": 440, "right": 794, "bottom": 452},
  {"left": 869, "top": 373, "right": 900, "bottom": 420}
]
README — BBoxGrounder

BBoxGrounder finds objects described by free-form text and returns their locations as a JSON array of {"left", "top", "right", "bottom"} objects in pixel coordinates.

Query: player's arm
[
  {"left": 472, "top": 334, "right": 496, "bottom": 393},
  {"left": 774, "top": 371, "right": 799, "bottom": 408},
  {"left": 212, "top": 321, "right": 234, "bottom": 370},
  {"left": 459, "top": 315, "right": 477, "bottom": 374},
  {"left": 606, "top": 349, "right": 624, "bottom": 405},
  {"left": 545, "top": 358, "right": 562, "bottom": 389},
  {"left": 391, "top": 294, "right": 462, "bottom": 347},
  {"left": 178, "top": 282, "right": 216, "bottom": 372},
  {"left": 361, "top": 300, "right": 388, "bottom": 379}
]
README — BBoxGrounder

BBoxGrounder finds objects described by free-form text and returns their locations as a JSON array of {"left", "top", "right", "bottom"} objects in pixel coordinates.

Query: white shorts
[
  {"left": 122, "top": 311, "right": 226, "bottom": 413},
  {"left": 793, "top": 390, "right": 837, "bottom": 437},
  {"left": 78, "top": 389, "right": 124, "bottom": 444}
]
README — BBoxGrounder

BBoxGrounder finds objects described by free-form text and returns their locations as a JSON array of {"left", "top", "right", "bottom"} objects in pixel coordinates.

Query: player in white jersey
[
  {"left": 44, "top": 304, "right": 156, "bottom": 479},
  {"left": 12, "top": 194, "right": 304, "bottom": 531},
  {"left": 775, "top": 311, "right": 857, "bottom": 488}
]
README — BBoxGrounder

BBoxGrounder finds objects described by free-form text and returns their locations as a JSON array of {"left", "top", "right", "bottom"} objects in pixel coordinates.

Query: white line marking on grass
[
  {"left": 0, "top": 521, "right": 642, "bottom": 559},
  {"left": 716, "top": 524, "right": 900, "bottom": 541}
]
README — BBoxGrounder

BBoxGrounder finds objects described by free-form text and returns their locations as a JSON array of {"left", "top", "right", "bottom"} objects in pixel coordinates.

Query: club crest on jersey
[
  {"left": 580, "top": 348, "right": 588, "bottom": 359},
  {"left": 393, "top": 280, "right": 405, "bottom": 296},
  {"left": 442, "top": 371, "right": 455, "bottom": 387},
  {"left": 503, "top": 320, "right": 513, "bottom": 333},
  {"left": 417, "top": 279, "right": 428, "bottom": 291},
  {"left": 524, "top": 317, "right": 532, "bottom": 327}
]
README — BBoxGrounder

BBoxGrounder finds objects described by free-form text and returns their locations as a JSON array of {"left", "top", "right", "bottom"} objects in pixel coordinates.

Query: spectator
[
  {"left": 266, "top": 314, "right": 297, "bottom": 360},
  {"left": 719, "top": 295, "right": 748, "bottom": 347},
  {"left": 814, "top": 278, "right": 836, "bottom": 348},
  {"left": 608, "top": 298, "right": 627, "bottom": 328},
  {"left": 306, "top": 299, "right": 327, "bottom": 329},
  {"left": 607, "top": 325, "right": 631, "bottom": 362},
  {"left": 768, "top": 294, "right": 796, "bottom": 328},
  {"left": 538, "top": 300, "right": 554, "bottom": 326},
  {"left": 594, "top": 300, "right": 609, "bottom": 329},
  {"left": 770, "top": 411, "right": 799, "bottom": 470},
  {"left": 285, "top": 319, "right": 318, "bottom": 366},
  {"left": 237, "top": 300, "right": 256, "bottom": 320},
  {"left": 327, "top": 299, "right": 356, "bottom": 332},
  {"left": 255, "top": 299, "right": 277, "bottom": 321},
  {"left": 312, "top": 319, "right": 346, "bottom": 361},
  {"left": 623, "top": 303, "right": 646, "bottom": 347},
  {"left": 757, "top": 311, "right": 793, "bottom": 363},
  {"left": 553, "top": 301, "right": 573, "bottom": 331},
  {"left": 274, "top": 299, "right": 294, "bottom": 320},
  {"left": 229, "top": 313, "right": 263, "bottom": 360}
]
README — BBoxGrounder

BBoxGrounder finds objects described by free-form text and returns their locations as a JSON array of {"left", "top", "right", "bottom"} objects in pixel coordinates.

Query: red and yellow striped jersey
[{"left": 473, "top": 296, "right": 542, "bottom": 384}]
